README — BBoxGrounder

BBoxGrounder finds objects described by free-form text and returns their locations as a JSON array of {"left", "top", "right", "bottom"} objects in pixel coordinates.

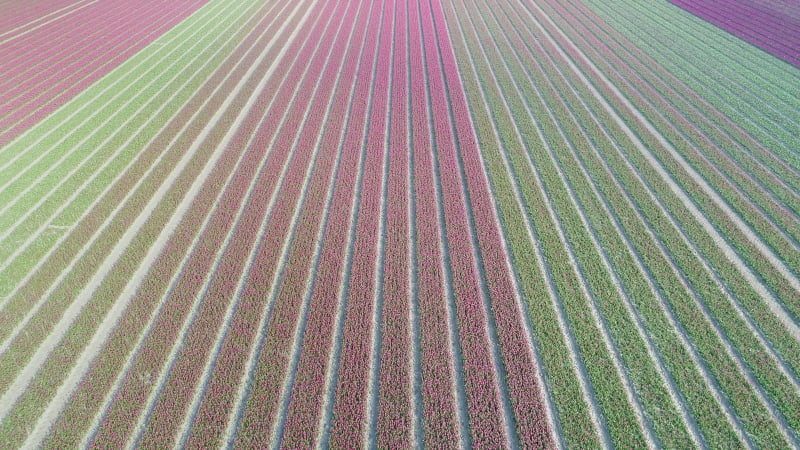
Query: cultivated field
[{"left": 0, "top": 0, "right": 798, "bottom": 448}]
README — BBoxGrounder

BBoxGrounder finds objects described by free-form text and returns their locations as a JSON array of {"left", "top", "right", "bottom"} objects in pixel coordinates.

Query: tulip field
[{"left": 1, "top": 0, "right": 799, "bottom": 448}]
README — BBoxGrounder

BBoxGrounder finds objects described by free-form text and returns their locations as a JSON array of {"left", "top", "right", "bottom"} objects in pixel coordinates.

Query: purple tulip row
[
  {"left": 82, "top": 1, "right": 330, "bottom": 447},
  {"left": 0, "top": 0, "right": 208, "bottom": 146},
  {"left": 671, "top": 0, "right": 800, "bottom": 67},
  {"left": 541, "top": 0, "right": 800, "bottom": 289}
]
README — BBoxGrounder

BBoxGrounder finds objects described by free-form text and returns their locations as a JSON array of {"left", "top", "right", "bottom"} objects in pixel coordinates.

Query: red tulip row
[
  {"left": 0, "top": 0, "right": 208, "bottom": 146},
  {"left": 0, "top": 0, "right": 181, "bottom": 103},
  {"left": 237, "top": 2, "right": 380, "bottom": 447},
  {"left": 190, "top": 0, "right": 374, "bottom": 446},
  {"left": 0, "top": 0, "right": 262, "bottom": 382}
]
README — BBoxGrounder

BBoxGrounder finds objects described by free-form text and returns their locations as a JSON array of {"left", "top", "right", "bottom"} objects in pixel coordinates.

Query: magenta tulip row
[
  {"left": 0, "top": 0, "right": 208, "bottom": 146},
  {"left": 81, "top": 1, "right": 327, "bottom": 447},
  {"left": 324, "top": 0, "right": 393, "bottom": 445},
  {"left": 376, "top": 0, "right": 414, "bottom": 446},
  {"left": 265, "top": 0, "right": 375, "bottom": 444},
  {"left": 0, "top": 0, "right": 85, "bottom": 34},
  {"left": 232, "top": 0, "right": 371, "bottom": 446}
]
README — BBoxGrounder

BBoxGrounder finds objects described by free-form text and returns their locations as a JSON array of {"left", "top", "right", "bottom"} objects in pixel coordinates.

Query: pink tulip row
[
  {"left": 407, "top": 0, "right": 462, "bottom": 446},
  {"left": 429, "top": 0, "right": 556, "bottom": 446},
  {"left": 0, "top": 0, "right": 208, "bottom": 145},
  {"left": 325, "top": 0, "right": 395, "bottom": 446},
  {"left": 186, "top": 0, "right": 370, "bottom": 447},
  {"left": 134, "top": 0, "right": 352, "bottom": 447},
  {"left": 0, "top": 0, "right": 129, "bottom": 74},
  {"left": 220, "top": 1, "right": 371, "bottom": 447},
  {"left": 82, "top": 1, "right": 329, "bottom": 447},
  {"left": 0, "top": 0, "right": 179, "bottom": 98},
  {"left": 19, "top": 0, "right": 301, "bottom": 445},
  {"left": 376, "top": 0, "right": 415, "bottom": 446},
  {"left": 270, "top": 0, "right": 379, "bottom": 446},
  {"left": 0, "top": 0, "right": 81, "bottom": 33},
  {"left": 670, "top": 0, "right": 800, "bottom": 67},
  {"left": 421, "top": 0, "right": 528, "bottom": 446}
]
